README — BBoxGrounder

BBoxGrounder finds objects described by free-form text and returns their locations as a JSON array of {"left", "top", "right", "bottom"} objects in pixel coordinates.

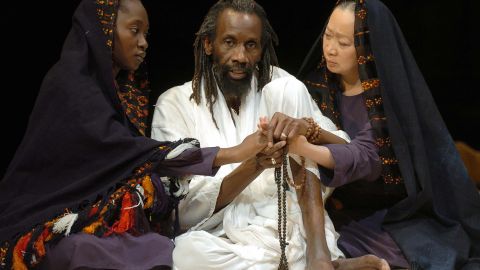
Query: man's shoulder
[
  {"left": 271, "top": 66, "right": 295, "bottom": 80},
  {"left": 156, "top": 81, "right": 193, "bottom": 105},
  {"left": 267, "top": 67, "right": 306, "bottom": 90}
]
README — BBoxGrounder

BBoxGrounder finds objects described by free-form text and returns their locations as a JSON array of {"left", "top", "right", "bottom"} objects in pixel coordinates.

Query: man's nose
[{"left": 231, "top": 45, "right": 247, "bottom": 63}]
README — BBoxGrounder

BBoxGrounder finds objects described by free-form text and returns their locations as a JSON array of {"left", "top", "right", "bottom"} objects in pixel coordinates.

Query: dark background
[{"left": 2, "top": 0, "right": 478, "bottom": 177}]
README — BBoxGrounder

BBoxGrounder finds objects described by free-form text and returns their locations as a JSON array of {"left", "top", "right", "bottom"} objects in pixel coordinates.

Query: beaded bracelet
[
  {"left": 302, "top": 117, "right": 323, "bottom": 144},
  {"left": 288, "top": 156, "right": 306, "bottom": 190},
  {"left": 303, "top": 117, "right": 315, "bottom": 139}
]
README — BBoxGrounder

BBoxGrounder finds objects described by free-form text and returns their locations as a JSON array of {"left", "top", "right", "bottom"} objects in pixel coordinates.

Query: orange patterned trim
[
  {"left": 375, "top": 137, "right": 392, "bottom": 148},
  {"left": 357, "top": 8, "right": 367, "bottom": 19},
  {"left": 358, "top": 54, "right": 375, "bottom": 65},
  {"left": 361, "top": 79, "right": 380, "bottom": 91},
  {"left": 304, "top": 80, "right": 328, "bottom": 89},
  {"left": 381, "top": 157, "right": 399, "bottom": 165},
  {"left": 365, "top": 96, "right": 383, "bottom": 108}
]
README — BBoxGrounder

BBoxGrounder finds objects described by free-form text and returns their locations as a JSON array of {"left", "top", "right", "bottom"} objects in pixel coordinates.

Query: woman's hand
[{"left": 288, "top": 135, "right": 308, "bottom": 156}]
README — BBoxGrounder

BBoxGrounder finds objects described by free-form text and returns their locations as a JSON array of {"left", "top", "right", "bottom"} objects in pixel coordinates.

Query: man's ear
[{"left": 204, "top": 37, "right": 213, "bottom": 55}]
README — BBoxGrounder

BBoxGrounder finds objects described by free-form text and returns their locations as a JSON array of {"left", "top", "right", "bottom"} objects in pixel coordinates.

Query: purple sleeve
[
  {"left": 154, "top": 147, "right": 220, "bottom": 177},
  {"left": 321, "top": 122, "right": 381, "bottom": 187}
]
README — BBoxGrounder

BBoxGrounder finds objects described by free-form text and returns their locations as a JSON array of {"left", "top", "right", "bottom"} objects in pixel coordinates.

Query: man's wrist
[{"left": 245, "top": 156, "right": 263, "bottom": 173}]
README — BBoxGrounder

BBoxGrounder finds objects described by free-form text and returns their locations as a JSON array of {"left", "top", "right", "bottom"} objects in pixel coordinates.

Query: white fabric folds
[{"left": 152, "top": 67, "right": 349, "bottom": 269}]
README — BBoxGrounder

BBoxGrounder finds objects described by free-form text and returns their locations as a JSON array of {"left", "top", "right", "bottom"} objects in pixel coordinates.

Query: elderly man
[{"left": 152, "top": 1, "right": 389, "bottom": 269}]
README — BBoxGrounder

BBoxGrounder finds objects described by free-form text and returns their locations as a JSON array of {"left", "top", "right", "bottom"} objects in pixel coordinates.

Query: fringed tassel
[
  {"left": 12, "top": 233, "right": 31, "bottom": 270},
  {"left": 52, "top": 213, "right": 78, "bottom": 236},
  {"left": 89, "top": 205, "right": 99, "bottom": 218},
  {"left": 0, "top": 243, "right": 8, "bottom": 269},
  {"left": 107, "top": 192, "right": 135, "bottom": 235},
  {"left": 141, "top": 175, "right": 155, "bottom": 209},
  {"left": 32, "top": 227, "right": 50, "bottom": 261},
  {"left": 5, "top": 163, "right": 156, "bottom": 269},
  {"left": 83, "top": 219, "right": 103, "bottom": 235},
  {"left": 25, "top": 226, "right": 52, "bottom": 268}
]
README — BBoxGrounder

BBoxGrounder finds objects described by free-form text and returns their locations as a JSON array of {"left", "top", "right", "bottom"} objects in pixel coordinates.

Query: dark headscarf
[
  {"left": 298, "top": 0, "right": 480, "bottom": 269},
  {"left": 0, "top": 0, "right": 196, "bottom": 267}
]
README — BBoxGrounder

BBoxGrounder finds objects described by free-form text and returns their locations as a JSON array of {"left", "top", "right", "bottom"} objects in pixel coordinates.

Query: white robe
[{"left": 151, "top": 67, "right": 349, "bottom": 270}]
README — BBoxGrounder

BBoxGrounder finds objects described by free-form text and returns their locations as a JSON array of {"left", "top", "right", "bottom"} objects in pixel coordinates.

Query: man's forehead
[{"left": 216, "top": 9, "right": 262, "bottom": 36}]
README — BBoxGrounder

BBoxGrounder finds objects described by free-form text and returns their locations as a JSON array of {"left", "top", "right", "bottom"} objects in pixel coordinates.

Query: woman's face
[
  {"left": 322, "top": 7, "right": 357, "bottom": 78},
  {"left": 113, "top": 0, "right": 149, "bottom": 72}
]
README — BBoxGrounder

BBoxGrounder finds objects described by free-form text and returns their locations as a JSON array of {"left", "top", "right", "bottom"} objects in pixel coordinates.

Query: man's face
[{"left": 204, "top": 9, "right": 263, "bottom": 94}]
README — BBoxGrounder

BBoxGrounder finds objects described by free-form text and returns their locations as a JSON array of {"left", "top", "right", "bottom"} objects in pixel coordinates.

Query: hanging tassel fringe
[{"left": 52, "top": 213, "right": 78, "bottom": 236}]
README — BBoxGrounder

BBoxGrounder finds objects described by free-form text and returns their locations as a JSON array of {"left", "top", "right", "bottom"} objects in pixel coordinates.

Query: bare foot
[{"left": 332, "top": 255, "right": 390, "bottom": 270}]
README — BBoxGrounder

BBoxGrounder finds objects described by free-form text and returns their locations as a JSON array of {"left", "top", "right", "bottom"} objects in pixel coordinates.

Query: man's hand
[
  {"left": 236, "top": 129, "right": 269, "bottom": 161},
  {"left": 214, "top": 127, "right": 268, "bottom": 167},
  {"left": 255, "top": 140, "right": 287, "bottom": 169},
  {"left": 266, "top": 112, "right": 309, "bottom": 147}
]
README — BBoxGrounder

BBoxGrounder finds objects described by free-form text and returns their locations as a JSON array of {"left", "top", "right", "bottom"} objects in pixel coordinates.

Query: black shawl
[
  {"left": 298, "top": 0, "right": 480, "bottom": 269},
  {"left": 0, "top": 0, "right": 183, "bottom": 253}
]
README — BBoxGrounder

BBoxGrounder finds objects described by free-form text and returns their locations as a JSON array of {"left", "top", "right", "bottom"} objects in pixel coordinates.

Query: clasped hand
[{"left": 239, "top": 113, "right": 310, "bottom": 169}]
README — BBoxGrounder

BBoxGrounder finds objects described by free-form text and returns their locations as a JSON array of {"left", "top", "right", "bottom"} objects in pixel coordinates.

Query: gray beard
[{"left": 214, "top": 66, "right": 252, "bottom": 99}]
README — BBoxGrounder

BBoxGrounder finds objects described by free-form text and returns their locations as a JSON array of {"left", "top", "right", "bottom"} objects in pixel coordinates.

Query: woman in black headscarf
[
  {"left": 0, "top": 0, "right": 267, "bottom": 268},
  {"left": 296, "top": 0, "right": 480, "bottom": 269}
]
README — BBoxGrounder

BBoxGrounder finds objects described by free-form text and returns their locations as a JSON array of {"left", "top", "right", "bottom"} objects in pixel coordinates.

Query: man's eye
[
  {"left": 246, "top": 42, "right": 257, "bottom": 49},
  {"left": 225, "top": 39, "right": 234, "bottom": 47}
]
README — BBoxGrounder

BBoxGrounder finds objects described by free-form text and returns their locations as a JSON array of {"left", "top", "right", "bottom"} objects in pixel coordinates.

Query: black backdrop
[{"left": 2, "top": 0, "right": 478, "bottom": 177}]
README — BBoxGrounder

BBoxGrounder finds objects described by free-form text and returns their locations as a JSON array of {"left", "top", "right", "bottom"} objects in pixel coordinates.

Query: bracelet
[
  {"left": 303, "top": 117, "right": 315, "bottom": 139},
  {"left": 302, "top": 117, "right": 323, "bottom": 144},
  {"left": 288, "top": 156, "right": 306, "bottom": 190}
]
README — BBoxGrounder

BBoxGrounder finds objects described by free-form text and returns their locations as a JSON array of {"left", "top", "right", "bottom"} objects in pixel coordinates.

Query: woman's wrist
[
  {"left": 297, "top": 139, "right": 310, "bottom": 157},
  {"left": 289, "top": 135, "right": 307, "bottom": 156}
]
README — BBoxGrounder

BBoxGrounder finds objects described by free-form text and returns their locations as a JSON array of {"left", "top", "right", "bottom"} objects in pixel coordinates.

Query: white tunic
[{"left": 151, "top": 67, "right": 349, "bottom": 270}]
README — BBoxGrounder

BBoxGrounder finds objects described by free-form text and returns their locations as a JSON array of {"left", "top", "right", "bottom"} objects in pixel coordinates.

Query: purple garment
[
  {"left": 152, "top": 147, "right": 219, "bottom": 214},
  {"left": 39, "top": 147, "right": 219, "bottom": 270},
  {"left": 156, "top": 147, "right": 220, "bottom": 177},
  {"left": 337, "top": 210, "right": 409, "bottom": 268},
  {"left": 322, "top": 93, "right": 381, "bottom": 187},
  {"left": 40, "top": 233, "right": 173, "bottom": 270},
  {"left": 323, "top": 121, "right": 382, "bottom": 187},
  {"left": 322, "top": 94, "right": 408, "bottom": 268}
]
